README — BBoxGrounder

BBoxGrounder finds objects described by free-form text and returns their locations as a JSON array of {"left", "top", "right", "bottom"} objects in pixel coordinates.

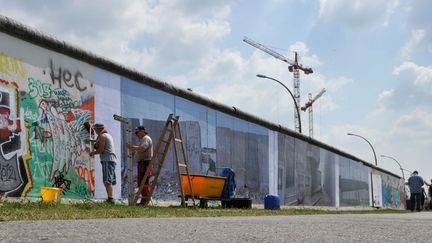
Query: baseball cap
[
  {"left": 93, "top": 123, "right": 104, "bottom": 129},
  {"left": 135, "top": 126, "right": 147, "bottom": 134}
]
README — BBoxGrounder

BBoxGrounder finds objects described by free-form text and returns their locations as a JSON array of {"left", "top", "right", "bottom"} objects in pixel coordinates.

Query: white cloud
[
  {"left": 166, "top": 41, "right": 350, "bottom": 130},
  {"left": 288, "top": 42, "right": 322, "bottom": 68},
  {"left": 326, "top": 77, "right": 354, "bottom": 92},
  {"left": 377, "top": 89, "right": 394, "bottom": 109},
  {"left": 325, "top": 123, "right": 382, "bottom": 163},
  {"left": 324, "top": 107, "right": 432, "bottom": 176},
  {"left": 400, "top": 0, "right": 432, "bottom": 57},
  {"left": 319, "top": 0, "right": 399, "bottom": 29},
  {"left": 394, "top": 109, "right": 432, "bottom": 134},
  {"left": 0, "top": 0, "right": 232, "bottom": 78},
  {"left": 377, "top": 62, "right": 432, "bottom": 111},
  {"left": 382, "top": 108, "right": 432, "bottom": 173},
  {"left": 393, "top": 62, "right": 432, "bottom": 93},
  {"left": 401, "top": 29, "right": 425, "bottom": 60},
  {"left": 0, "top": 2, "right": 351, "bottom": 127}
]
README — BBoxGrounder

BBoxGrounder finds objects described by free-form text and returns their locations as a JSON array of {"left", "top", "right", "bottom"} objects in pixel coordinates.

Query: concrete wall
[{"left": 0, "top": 16, "right": 405, "bottom": 208}]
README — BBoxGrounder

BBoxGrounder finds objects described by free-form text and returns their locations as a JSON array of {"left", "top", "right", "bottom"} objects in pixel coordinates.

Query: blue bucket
[{"left": 264, "top": 194, "right": 280, "bottom": 210}]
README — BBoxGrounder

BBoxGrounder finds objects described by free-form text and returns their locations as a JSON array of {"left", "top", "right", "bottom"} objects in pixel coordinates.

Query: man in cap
[
  {"left": 407, "top": 171, "right": 426, "bottom": 211},
  {"left": 126, "top": 126, "right": 153, "bottom": 204},
  {"left": 90, "top": 123, "right": 117, "bottom": 204}
]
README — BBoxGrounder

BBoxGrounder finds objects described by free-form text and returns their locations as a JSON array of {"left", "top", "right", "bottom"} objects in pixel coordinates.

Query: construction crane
[
  {"left": 301, "top": 88, "right": 326, "bottom": 138},
  {"left": 243, "top": 36, "right": 313, "bottom": 133}
]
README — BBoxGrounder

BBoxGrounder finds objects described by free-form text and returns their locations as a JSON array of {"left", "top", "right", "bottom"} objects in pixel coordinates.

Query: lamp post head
[
  {"left": 255, "top": 73, "right": 302, "bottom": 134},
  {"left": 346, "top": 132, "right": 377, "bottom": 166}
]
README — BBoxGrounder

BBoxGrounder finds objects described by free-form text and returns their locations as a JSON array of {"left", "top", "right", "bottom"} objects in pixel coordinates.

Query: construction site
[{"left": 0, "top": 15, "right": 405, "bottom": 209}]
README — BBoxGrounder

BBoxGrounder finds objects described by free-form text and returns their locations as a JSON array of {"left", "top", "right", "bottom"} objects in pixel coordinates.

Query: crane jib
[{"left": 243, "top": 36, "right": 313, "bottom": 75}]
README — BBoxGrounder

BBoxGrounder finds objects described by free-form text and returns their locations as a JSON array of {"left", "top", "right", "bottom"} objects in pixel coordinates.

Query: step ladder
[{"left": 133, "top": 114, "right": 196, "bottom": 207}]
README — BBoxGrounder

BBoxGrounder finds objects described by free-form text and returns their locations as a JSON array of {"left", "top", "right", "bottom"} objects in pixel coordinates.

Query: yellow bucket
[{"left": 40, "top": 187, "right": 62, "bottom": 203}]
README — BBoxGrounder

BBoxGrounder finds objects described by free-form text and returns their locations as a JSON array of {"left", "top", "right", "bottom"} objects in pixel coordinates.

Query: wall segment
[{"left": 0, "top": 15, "right": 404, "bottom": 208}]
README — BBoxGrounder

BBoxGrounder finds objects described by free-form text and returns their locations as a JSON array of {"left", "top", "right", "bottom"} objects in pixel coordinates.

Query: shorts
[{"left": 101, "top": 161, "right": 116, "bottom": 185}]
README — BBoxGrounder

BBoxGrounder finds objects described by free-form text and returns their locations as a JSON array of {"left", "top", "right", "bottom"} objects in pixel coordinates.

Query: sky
[{"left": 1, "top": 0, "right": 431, "bottom": 181}]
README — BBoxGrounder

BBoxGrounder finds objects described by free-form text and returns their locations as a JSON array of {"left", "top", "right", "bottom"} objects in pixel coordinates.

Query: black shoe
[{"left": 106, "top": 198, "right": 115, "bottom": 204}]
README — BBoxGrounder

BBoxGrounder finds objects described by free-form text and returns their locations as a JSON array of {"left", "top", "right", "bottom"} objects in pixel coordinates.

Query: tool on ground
[{"left": 134, "top": 114, "right": 195, "bottom": 207}]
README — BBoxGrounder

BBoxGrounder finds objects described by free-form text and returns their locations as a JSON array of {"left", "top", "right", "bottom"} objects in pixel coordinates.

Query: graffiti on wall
[
  {"left": 380, "top": 172, "right": 403, "bottom": 208},
  {"left": 0, "top": 53, "right": 25, "bottom": 81},
  {"left": 0, "top": 80, "right": 26, "bottom": 196},
  {"left": 0, "top": 51, "right": 94, "bottom": 199}
]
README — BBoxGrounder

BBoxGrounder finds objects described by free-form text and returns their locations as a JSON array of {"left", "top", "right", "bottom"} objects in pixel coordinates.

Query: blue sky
[{"left": 1, "top": 0, "right": 431, "bottom": 181}]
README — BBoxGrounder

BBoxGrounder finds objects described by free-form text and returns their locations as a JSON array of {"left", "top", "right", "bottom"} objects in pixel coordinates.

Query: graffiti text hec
[{"left": 49, "top": 59, "right": 87, "bottom": 92}]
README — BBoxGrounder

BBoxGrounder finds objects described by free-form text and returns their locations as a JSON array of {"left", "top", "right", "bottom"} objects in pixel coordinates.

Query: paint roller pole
[{"left": 114, "top": 114, "right": 134, "bottom": 205}]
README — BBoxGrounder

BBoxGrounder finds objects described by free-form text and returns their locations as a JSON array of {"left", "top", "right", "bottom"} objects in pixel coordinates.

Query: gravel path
[{"left": 1, "top": 212, "right": 432, "bottom": 242}]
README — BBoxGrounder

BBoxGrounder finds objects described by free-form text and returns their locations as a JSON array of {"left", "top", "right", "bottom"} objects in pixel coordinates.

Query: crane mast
[
  {"left": 243, "top": 37, "right": 313, "bottom": 133},
  {"left": 301, "top": 88, "right": 326, "bottom": 137},
  {"left": 292, "top": 52, "right": 301, "bottom": 134}
]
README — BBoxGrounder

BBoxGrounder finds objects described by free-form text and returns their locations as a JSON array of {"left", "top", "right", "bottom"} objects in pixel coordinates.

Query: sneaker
[
  {"left": 106, "top": 198, "right": 115, "bottom": 204},
  {"left": 139, "top": 199, "right": 149, "bottom": 205}
]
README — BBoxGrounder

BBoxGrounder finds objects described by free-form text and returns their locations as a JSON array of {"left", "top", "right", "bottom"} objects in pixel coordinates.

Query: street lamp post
[
  {"left": 347, "top": 132, "right": 378, "bottom": 208},
  {"left": 381, "top": 155, "right": 407, "bottom": 200},
  {"left": 256, "top": 74, "right": 302, "bottom": 133},
  {"left": 380, "top": 155, "right": 405, "bottom": 182},
  {"left": 347, "top": 133, "right": 378, "bottom": 166}
]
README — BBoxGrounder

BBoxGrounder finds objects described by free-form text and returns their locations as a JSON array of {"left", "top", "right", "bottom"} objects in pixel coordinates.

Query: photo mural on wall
[
  {"left": 339, "top": 157, "right": 370, "bottom": 207},
  {"left": 120, "top": 117, "right": 203, "bottom": 200},
  {"left": 119, "top": 116, "right": 269, "bottom": 202},
  {"left": 0, "top": 51, "right": 94, "bottom": 199}
]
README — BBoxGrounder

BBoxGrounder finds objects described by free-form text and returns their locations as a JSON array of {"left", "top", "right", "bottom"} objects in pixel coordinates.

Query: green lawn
[{"left": 0, "top": 201, "right": 409, "bottom": 221}]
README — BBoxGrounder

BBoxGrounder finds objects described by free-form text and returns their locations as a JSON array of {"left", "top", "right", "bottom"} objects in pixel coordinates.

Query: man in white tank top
[{"left": 90, "top": 123, "right": 117, "bottom": 204}]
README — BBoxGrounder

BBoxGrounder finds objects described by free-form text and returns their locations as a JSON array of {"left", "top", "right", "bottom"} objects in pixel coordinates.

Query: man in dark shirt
[
  {"left": 407, "top": 171, "right": 425, "bottom": 211},
  {"left": 429, "top": 179, "right": 432, "bottom": 210}
]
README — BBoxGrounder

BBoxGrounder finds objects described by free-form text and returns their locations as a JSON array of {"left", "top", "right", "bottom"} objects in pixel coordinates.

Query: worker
[
  {"left": 126, "top": 126, "right": 153, "bottom": 205},
  {"left": 90, "top": 123, "right": 117, "bottom": 204}
]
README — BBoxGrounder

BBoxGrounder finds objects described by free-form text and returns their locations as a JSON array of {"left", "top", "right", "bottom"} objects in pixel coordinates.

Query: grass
[{"left": 0, "top": 201, "right": 409, "bottom": 221}]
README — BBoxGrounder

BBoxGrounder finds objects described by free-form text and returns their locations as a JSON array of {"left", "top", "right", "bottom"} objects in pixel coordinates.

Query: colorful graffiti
[
  {"left": 0, "top": 52, "right": 94, "bottom": 199},
  {"left": 0, "top": 80, "right": 26, "bottom": 196},
  {"left": 0, "top": 53, "right": 25, "bottom": 81},
  {"left": 380, "top": 173, "right": 404, "bottom": 208}
]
